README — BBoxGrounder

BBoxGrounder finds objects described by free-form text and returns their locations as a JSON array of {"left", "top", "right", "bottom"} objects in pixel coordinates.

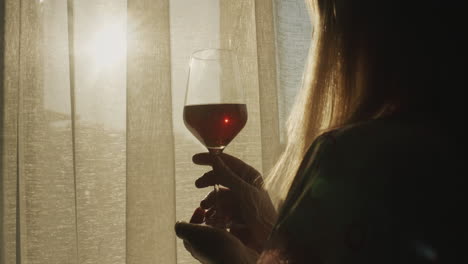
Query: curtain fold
[
  {"left": 219, "top": 0, "right": 265, "bottom": 174},
  {"left": 72, "top": 0, "right": 127, "bottom": 263},
  {"left": 1, "top": 1, "right": 20, "bottom": 263},
  {"left": 6, "top": 0, "right": 79, "bottom": 263},
  {"left": 127, "top": 0, "right": 176, "bottom": 263},
  {"left": 254, "top": 0, "right": 282, "bottom": 173},
  {"left": 1, "top": 0, "right": 310, "bottom": 263},
  {"left": 273, "top": 0, "right": 312, "bottom": 142},
  {"left": 169, "top": 1, "right": 222, "bottom": 262}
]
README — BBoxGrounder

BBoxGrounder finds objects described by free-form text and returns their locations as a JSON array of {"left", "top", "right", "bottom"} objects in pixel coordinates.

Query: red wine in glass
[
  {"left": 184, "top": 49, "right": 246, "bottom": 228},
  {"left": 183, "top": 103, "right": 247, "bottom": 154}
]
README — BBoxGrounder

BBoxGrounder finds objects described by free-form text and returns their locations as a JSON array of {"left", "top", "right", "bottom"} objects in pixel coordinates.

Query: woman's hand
[
  {"left": 175, "top": 208, "right": 258, "bottom": 264},
  {"left": 193, "top": 153, "right": 277, "bottom": 252}
]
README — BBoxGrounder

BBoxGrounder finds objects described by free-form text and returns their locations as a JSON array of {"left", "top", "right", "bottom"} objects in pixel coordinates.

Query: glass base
[{"left": 208, "top": 147, "right": 224, "bottom": 155}]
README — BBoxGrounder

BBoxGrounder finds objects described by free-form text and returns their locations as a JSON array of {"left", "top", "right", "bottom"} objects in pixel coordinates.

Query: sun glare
[{"left": 86, "top": 22, "right": 126, "bottom": 70}]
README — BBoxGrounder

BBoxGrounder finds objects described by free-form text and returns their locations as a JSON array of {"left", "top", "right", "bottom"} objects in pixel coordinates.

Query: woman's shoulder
[
  {"left": 269, "top": 117, "right": 461, "bottom": 263},
  {"left": 312, "top": 116, "right": 457, "bottom": 216},
  {"left": 286, "top": 117, "right": 432, "bottom": 203},
  {"left": 318, "top": 116, "right": 450, "bottom": 162},
  {"left": 329, "top": 116, "right": 441, "bottom": 144},
  {"left": 299, "top": 116, "right": 454, "bottom": 204}
]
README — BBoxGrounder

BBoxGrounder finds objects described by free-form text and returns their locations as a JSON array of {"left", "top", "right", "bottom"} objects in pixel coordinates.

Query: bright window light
[{"left": 85, "top": 22, "right": 126, "bottom": 70}]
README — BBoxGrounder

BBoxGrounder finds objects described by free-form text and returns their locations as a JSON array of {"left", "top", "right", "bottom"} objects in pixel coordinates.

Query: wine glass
[{"left": 183, "top": 48, "right": 247, "bottom": 226}]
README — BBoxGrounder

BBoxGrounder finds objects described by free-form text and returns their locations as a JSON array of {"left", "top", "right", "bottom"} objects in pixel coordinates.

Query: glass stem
[
  {"left": 209, "top": 148, "right": 223, "bottom": 222},
  {"left": 214, "top": 183, "right": 219, "bottom": 218}
]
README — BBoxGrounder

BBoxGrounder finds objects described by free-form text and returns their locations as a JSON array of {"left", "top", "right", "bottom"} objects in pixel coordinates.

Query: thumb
[
  {"left": 175, "top": 222, "right": 257, "bottom": 264},
  {"left": 174, "top": 222, "right": 228, "bottom": 263},
  {"left": 174, "top": 222, "right": 205, "bottom": 241},
  {"left": 175, "top": 222, "right": 223, "bottom": 248}
]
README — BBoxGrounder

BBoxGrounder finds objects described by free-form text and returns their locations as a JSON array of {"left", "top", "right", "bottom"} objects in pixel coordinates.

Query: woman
[{"left": 175, "top": 0, "right": 464, "bottom": 263}]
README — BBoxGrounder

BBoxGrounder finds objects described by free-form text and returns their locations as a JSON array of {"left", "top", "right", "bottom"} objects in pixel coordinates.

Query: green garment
[{"left": 266, "top": 117, "right": 464, "bottom": 263}]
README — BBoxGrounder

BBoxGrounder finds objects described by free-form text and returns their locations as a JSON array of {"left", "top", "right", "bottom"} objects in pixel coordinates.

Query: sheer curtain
[{"left": 0, "top": 0, "right": 311, "bottom": 263}]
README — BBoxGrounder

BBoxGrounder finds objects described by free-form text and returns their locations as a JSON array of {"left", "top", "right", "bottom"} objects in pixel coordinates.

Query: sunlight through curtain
[{"left": 0, "top": 0, "right": 311, "bottom": 263}]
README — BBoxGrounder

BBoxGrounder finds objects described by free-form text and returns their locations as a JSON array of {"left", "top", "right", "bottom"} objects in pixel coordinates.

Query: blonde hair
[{"left": 265, "top": 0, "right": 450, "bottom": 207}]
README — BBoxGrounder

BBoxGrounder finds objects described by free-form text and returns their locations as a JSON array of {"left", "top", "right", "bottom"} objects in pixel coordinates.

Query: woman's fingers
[
  {"left": 200, "top": 188, "right": 232, "bottom": 209},
  {"left": 189, "top": 207, "right": 205, "bottom": 224},
  {"left": 192, "top": 153, "right": 213, "bottom": 166},
  {"left": 194, "top": 164, "right": 239, "bottom": 190},
  {"left": 230, "top": 225, "right": 251, "bottom": 246},
  {"left": 195, "top": 156, "right": 259, "bottom": 194},
  {"left": 175, "top": 222, "right": 221, "bottom": 261},
  {"left": 193, "top": 153, "right": 263, "bottom": 187},
  {"left": 175, "top": 222, "right": 212, "bottom": 242},
  {"left": 195, "top": 171, "right": 216, "bottom": 188},
  {"left": 215, "top": 156, "right": 263, "bottom": 195},
  {"left": 175, "top": 222, "right": 235, "bottom": 262},
  {"left": 200, "top": 189, "right": 217, "bottom": 209},
  {"left": 195, "top": 169, "right": 238, "bottom": 190},
  {"left": 204, "top": 203, "right": 235, "bottom": 227}
]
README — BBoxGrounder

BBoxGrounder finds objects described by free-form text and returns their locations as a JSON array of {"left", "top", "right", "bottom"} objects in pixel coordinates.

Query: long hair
[{"left": 265, "top": 0, "right": 457, "bottom": 206}]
